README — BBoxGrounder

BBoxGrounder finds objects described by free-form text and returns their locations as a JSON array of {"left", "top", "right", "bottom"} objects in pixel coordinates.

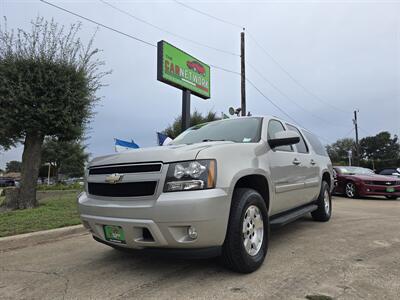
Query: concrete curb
[{"left": 0, "top": 225, "right": 88, "bottom": 252}]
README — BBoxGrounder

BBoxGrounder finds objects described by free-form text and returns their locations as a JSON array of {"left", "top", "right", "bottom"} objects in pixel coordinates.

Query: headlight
[{"left": 164, "top": 160, "right": 216, "bottom": 192}]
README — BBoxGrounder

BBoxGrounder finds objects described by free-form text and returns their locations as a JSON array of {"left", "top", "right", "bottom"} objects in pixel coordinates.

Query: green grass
[
  {"left": 37, "top": 183, "right": 83, "bottom": 191},
  {"left": 0, "top": 191, "right": 81, "bottom": 238}
]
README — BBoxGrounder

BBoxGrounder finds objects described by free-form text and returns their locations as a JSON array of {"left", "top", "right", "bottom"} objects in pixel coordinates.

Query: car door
[
  {"left": 286, "top": 124, "right": 320, "bottom": 203},
  {"left": 265, "top": 119, "right": 306, "bottom": 214}
]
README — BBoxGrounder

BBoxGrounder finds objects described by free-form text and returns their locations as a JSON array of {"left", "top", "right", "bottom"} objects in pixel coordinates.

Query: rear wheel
[
  {"left": 385, "top": 195, "right": 398, "bottom": 200},
  {"left": 311, "top": 181, "right": 332, "bottom": 222},
  {"left": 222, "top": 188, "right": 269, "bottom": 273},
  {"left": 345, "top": 182, "right": 357, "bottom": 198}
]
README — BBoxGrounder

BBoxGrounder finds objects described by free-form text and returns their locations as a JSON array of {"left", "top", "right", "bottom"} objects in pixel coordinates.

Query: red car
[
  {"left": 187, "top": 61, "right": 205, "bottom": 75},
  {"left": 333, "top": 166, "right": 400, "bottom": 200}
]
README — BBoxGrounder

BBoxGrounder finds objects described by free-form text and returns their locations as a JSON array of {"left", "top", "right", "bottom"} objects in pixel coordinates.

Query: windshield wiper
[{"left": 202, "top": 139, "right": 226, "bottom": 142}]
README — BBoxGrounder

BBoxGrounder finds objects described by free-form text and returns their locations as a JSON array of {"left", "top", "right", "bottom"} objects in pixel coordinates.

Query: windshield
[
  {"left": 336, "top": 166, "right": 375, "bottom": 175},
  {"left": 171, "top": 117, "right": 262, "bottom": 145}
]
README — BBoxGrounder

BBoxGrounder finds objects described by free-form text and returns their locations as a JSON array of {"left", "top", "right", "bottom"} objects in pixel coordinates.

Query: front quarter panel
[{"left": 196, "top": 142, "right": 273, "bottom": 213}]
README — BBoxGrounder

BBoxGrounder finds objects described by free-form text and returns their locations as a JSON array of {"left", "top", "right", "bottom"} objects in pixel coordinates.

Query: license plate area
[
  {"left": 103, "top": 225, "right": 126, "bottom": 244},
  {"left": 386, "top": 187, "right": 395, "bottom": 193}
]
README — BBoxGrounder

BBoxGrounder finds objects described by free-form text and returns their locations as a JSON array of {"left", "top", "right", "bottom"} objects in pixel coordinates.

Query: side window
[
  {"left": 286, "top": 124, "right": 309, "bottom": 154},
  {"left": 267, "top": 119, "right": 293, "bottom": 152},
  {"left": 380, "top": 169, "right": 394, "bottom": 175},
  {"left": 304, "top": 131, "right": 328, "bottom": 156}
]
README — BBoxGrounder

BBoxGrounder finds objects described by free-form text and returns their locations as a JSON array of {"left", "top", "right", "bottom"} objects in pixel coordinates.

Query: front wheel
[
  {"left": 222, "top": 188, "right": 269, "bottom": 273},
  {"left": 345, "top": 182, "right": 357, "bottom": 198},
  {"left": 385, "top": 195, "right": 398, "bottom": 200}
]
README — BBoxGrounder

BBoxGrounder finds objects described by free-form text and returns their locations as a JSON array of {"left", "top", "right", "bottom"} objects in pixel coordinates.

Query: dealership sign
[{"left": 157, "top": 41, "right": 210, "bottom": 99}]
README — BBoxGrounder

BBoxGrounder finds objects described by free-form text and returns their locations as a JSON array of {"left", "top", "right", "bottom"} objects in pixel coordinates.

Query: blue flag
[
  {"left": 156, "top": 132, "right": 172, "bottom": 146},
  {"left": 115, "top": 138, "right": 139, "bottom": 152}
]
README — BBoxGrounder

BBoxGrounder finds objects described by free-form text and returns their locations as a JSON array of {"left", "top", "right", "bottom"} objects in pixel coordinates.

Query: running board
[{"left": 270, "top": 204, "right": 318, "bottom": 229}]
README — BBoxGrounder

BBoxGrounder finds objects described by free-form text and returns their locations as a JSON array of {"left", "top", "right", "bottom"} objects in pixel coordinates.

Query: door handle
[
  {"left": 292, "top": 158, "right": 301, "bottom": 165},
  {"left": 310, "top": 159, "right": 316, "bottom": 165}
]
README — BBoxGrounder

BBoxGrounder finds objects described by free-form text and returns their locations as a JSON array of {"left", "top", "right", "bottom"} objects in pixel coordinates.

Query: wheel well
[
  {"left": 234, "top": 175, "right": 269, "bottom": 209},
  {"left": 322, "top": 172, "right": 331, "bottom": 187}
]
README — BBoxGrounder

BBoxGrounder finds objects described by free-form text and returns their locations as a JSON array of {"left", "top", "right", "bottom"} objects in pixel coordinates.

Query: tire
[
  {"left": 385, "top": 195, "right": 398, "bottom": 200},
  {"left": 311, "top": 181, "right": 332, "bottom": 222},
  {"left": 345, "top": 181, "right": 357, "bottom": 198},
  {"left": 221, "top": 188, "right": 269, "bottom": 273}
]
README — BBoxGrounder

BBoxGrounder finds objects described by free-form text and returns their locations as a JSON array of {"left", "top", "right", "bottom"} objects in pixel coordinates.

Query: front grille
[
  {"left": 372, "top": 181, "right": 396, "bottom": 186},
  {"left": 89, "top": 163, "right": 161, "bottom": 175},
  {"left": 88, "top": 182, "right": 157, "bottom": 197}
]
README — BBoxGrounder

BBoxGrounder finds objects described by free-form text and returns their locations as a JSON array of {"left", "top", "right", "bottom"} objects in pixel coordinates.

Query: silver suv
[{"left": 78, "top": 116, "right": 333, "bottom": 273}]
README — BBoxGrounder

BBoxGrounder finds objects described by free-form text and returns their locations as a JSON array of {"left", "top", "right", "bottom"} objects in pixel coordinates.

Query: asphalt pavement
[{"left": 1, "top": 196, "right": 399, "bottom": 300}]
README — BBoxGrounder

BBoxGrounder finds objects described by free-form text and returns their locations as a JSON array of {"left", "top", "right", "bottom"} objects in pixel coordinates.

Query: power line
[
  {"left": 246, "top": 60, "right": 349, "bottom": 129},
  {"left": 40, "top": 0, "right": 241, "bottom": 77},
  {"left": 358, "top": 126, "right": 374, "bottom": 137},
  {"left": 246, "top": 78, "right": 302, "bottom": 126},
  {"left": 246, "top": 32, "right": 350, "bottom": 114},
  {"left": 41, "top": 0, "right": 345, "bottom": 145},
  {"left": 40, "top": 0, "right": 157, "bottom": 48},
  {"left": 170, "top": 1, "right": 350, "bottom": 115},
  {"left": 344, "top": 127, "right": 355, "bottom": 138},
  {"left": 99, "top": 0, "right": 239, "bottom": 57},
  {"left": 173, "top": 0, "right": 243, "bottom": 30},
  {"left": 210, "top": 64, "right": 240, "bottom": 75}
]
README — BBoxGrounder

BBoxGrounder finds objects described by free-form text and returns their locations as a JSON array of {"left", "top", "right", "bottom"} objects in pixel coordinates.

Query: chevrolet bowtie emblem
[{"left": 105, "top": 173, "right": 124, "bottom": 184}]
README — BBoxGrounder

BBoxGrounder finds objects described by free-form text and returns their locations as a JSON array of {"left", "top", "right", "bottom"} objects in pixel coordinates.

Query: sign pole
[{"left": 182, "top": 89, "right": 191, "bottom": 131}]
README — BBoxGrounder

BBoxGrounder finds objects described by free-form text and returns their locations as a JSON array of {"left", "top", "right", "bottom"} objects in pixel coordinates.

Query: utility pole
[
  {"left": 353, "top": 110, "right": 360, "bottom": 166},
  {"left": 240, "top": 29, "right": 246, "bottom": 116}
]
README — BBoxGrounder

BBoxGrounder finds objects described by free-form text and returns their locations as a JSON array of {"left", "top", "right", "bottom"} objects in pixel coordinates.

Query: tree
[
  {"left": 359, "top": 131, "right": 400, "bottom": 169},
  {"left": 163, "top": 110, "right": 220, "bottom": 139},
  {"left": 0, "top": 17, "right": 108, "bottom": 208},
  {"left": 5, "top": 160, "right": 22, "bottom": 173},
  {"left": 41, "top": 137, "right": 88, "bottom": 180},
  {"left": 360, "top": 131, "right": 399, "bottom": 161},
  {"left": 325, "top": 138, "right": 355, "bottom": 165}
]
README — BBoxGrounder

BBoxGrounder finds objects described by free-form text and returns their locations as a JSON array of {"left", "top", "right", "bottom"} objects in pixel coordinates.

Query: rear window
[{"left": 303, "top": 131, "right": 328, "bottom": 156}]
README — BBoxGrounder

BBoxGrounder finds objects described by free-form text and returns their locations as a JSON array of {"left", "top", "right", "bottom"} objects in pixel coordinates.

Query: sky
[{"left": 1, "top": 0, "right": 400, "bottom": 169}]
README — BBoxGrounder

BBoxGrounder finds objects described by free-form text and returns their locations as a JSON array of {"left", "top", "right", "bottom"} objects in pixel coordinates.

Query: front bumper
[
  {"left": 357, "top": 183, "right": 400, "bottom": 197},
  {"left": 78, "top": 188, "right": 230, "bottom": 250}
]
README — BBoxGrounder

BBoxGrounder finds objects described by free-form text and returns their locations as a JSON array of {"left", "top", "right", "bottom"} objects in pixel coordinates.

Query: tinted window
[
  {"left": 380, "top": 169, "right": 395, "bottom": 175},
  {"left": 286, "top": 124, "right": 308, "bottom": 154},
  {"left": 303, "top": 131, "right": 327, "bottom": 156},
  {"left": 171, "top": 117, "right": 262, "bottom": 145},
  {"left": 267, "top": 119, "right": 292, "bottom": 152}
]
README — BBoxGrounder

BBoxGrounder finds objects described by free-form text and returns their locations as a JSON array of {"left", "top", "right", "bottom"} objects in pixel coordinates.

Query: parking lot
[{"left": 1, "top": 196, "right": 399, "bottom": 300}]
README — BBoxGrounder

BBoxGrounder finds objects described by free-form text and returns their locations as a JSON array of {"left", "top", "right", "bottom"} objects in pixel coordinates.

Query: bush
[{"left": 37, "top": 182, "right": 83, "bottom": 191}]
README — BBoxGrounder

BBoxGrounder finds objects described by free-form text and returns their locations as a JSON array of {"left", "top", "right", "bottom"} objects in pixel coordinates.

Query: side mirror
[{"left": 268, "top": 130, "right": 300, "bottom": 148}]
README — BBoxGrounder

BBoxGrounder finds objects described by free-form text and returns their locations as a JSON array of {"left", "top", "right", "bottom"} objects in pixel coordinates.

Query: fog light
[{"left": 188, "top": 226, "right": 198, "bottom": 239}]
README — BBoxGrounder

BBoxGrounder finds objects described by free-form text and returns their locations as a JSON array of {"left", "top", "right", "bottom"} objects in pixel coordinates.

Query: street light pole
[
  {"left": 353, "top": 110, "right": 360, "bottom": 166},
  {"left": 47, "top": 163, "right": 51, "bottom": 185}
]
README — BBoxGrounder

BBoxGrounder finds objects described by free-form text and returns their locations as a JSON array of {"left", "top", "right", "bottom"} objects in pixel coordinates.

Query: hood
[
  {"left": 343, "top": 174, "right": 399, "bottom": 182},
  {"left": 89, "top": 141, "right": 233, "bottom": 167}
]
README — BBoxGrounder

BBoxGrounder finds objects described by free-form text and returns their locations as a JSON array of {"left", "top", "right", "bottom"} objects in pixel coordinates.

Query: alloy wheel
[
  {"left": 242, "top": 205, "right": 264, "bottom": 256},
  {"left": 345, "top": 182, "right": 355, "bottom": 198},
  {"left": 323, "top": 189, "right": 330, "bottom": 214}
]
